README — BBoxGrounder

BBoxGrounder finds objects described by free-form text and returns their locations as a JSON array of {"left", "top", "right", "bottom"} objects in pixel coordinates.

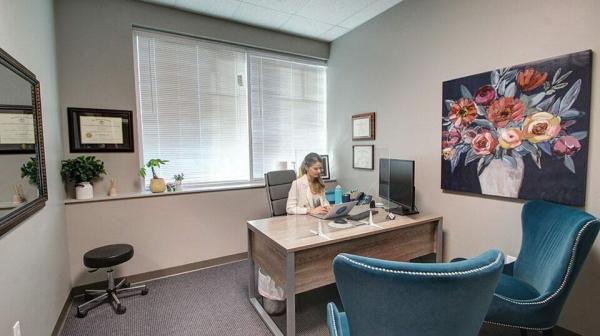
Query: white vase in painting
[{"left": 478, "top": 157, "right": 524, "bottom": 198}]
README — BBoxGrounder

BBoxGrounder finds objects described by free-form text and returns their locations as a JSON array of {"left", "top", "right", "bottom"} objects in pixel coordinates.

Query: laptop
[{"left": 310, "top": 201, "right": 356, "bottom": 220}]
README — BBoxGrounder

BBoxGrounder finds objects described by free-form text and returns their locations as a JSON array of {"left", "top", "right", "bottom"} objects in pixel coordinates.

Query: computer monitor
[{"left": 379, "top": 159, "right": 417, "bottom": 215}]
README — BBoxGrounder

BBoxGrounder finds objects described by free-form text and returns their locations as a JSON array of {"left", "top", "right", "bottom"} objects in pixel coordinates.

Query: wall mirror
[{"left": 0, "top": 48, "right": 47, "bottom": 237}]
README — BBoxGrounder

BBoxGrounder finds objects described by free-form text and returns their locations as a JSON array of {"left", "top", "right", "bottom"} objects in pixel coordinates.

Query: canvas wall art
[{"left": 441, "top": 50, "right": 592, "bottom": 206}]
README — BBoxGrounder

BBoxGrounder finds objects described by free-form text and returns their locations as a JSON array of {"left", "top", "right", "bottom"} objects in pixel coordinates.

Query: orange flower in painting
[
  {"left": 486, "top": 97, "right": 524, "bottom": 128},
  {"left": 516, "top": 67, "right": 548, "bottom": 92},
  {"left": 448, "top": 98, "right": 477, "bottom": 127}
]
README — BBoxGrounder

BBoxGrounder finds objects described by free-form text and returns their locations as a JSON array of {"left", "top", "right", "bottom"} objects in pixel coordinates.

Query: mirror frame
[{"left": 0, "top": 48, "right": 47, "bottom": 237}]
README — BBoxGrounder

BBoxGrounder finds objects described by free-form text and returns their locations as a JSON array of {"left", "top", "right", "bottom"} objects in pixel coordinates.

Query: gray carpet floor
[{"left": 59, "top": 261, "right": 577, "bottom": 336}]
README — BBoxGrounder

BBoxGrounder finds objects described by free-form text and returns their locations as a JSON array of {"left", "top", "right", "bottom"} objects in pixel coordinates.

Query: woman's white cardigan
[{"left": 286, "top": 175, "right": 329, "bottom": 215}]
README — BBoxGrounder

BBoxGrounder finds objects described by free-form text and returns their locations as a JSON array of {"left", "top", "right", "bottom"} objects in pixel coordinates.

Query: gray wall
[
  {"left": 0, "top": 0, "right": 70, "bottom": 335},
  {"left": 55, "top": 0, "right": 330, "bottom": 197},
  {"left": 327, "top": 0, "right": 600, "bottom": 334}
]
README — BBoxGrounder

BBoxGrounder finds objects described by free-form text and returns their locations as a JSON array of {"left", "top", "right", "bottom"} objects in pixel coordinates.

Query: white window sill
[
  {"left": 63, "top": 182, "right": 266, "bottom": 205},
  {"left": 63, "top": 178, "right": 337, "bottom": 205}
]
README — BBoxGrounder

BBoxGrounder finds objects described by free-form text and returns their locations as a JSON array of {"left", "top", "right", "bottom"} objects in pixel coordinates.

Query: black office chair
[
  {"left": 76, "top": 244, "right": 148, "bottom": 317},
  {"left": 264, "top": 170, "right": 296, "bottom": 216}
]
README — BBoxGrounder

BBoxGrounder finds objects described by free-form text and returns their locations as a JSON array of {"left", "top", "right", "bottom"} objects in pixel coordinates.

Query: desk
[{"left": 247, "top": 212, "right": 443, "bottom": 336}]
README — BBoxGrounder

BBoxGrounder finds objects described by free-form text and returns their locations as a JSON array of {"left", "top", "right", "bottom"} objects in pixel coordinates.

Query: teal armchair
[
  {"left": 327, "top": 249, "right": 504, "bottom": 336},
  {"left": 482, "top": 200, "right": 599, "bottom": 335}
]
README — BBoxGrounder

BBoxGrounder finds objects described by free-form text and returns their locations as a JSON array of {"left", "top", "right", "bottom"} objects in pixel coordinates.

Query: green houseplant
[
  {"left": 61, "top": 156, "right": 107, "bottom": 199},
  {"left": 173, "top": 173, "right": 184, "bottom": 191},
  {"left": 20, "top": 157, "right": 39, "bottom": 187},
  {"left": 139, "top": 159, "right": 169, "bottom": 193}
]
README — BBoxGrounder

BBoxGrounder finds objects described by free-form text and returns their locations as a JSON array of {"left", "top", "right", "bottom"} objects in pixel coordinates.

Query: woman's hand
[{"left": 309, "top": 206, "right": 329, "bottom": 215}]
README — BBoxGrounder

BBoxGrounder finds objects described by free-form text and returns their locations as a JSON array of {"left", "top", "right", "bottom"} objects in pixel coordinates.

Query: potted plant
[
  {"left": 20, "top": 157, "right": 38, "bottom": 187},
  {"left": 139, "top": 159, "right": 169, "bottom": 193},
  {"left": 61, "top": 156, "right": 107, "bottom": 199},
  {"left": 173, "top": 173, "right": 184, "bottom": 191}
]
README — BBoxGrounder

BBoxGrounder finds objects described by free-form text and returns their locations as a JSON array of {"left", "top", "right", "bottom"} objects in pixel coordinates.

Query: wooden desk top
[{"left": 247, "top": 212, "right": 442, "bottom": 253}]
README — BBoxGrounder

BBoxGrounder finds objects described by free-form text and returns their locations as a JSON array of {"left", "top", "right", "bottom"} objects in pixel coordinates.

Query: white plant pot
[
  {"left": 175, "top": 180, "right": 183, "bottom": 191},
  {"left": 478, "top": 157, "right": 524, "bottom": 198},
  {"left": 75, "top": 182, "right": 94, "bottom": 200}
]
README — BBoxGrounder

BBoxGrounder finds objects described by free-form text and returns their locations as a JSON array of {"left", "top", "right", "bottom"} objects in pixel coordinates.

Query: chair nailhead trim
[
  {"left": 484, "top": 320, "right": 552, "bottom": 331},
  {"left": 329, "top": 303, "right": 339, "bottom": 336},
  {"left": 339, "top": 252, "right": 503, "bottom": 276},
  {"left": 493, "top": 219, "right": 599, "bottom": 306}
]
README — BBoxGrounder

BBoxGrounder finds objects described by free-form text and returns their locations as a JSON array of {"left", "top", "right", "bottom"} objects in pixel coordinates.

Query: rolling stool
[{"left": 76, "top": 244, "right": 148, "bottom": 318}]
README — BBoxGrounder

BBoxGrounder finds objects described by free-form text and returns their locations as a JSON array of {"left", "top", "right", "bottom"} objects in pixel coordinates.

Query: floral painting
[{"left": 441, "top": 50, "right": 591, "bottom": 206}]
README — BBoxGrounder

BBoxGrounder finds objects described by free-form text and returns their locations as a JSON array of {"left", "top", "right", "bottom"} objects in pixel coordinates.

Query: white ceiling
[{"left": 140, "top": 0, "right": 403, "bottom": 41}]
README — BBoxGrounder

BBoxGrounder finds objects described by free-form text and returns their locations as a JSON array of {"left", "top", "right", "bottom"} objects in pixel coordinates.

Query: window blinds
[
  {"left": 134, "top": 31, "right": 250, "bottom": 186},
  {"left": 249, "top": 55, "right": 327, "bottom": 179}
]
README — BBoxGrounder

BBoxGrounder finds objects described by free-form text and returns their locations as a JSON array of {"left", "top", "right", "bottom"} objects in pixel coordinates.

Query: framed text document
[
  {"left": 353, "top": 145, "right": 374, "bottom": 170},
  {"left": 352, "top": 112, "right": 376, "bottom": 140},
  {"left": 0, "top": 106, "right": 36, "bottom": 154},
  {"left": 67, "top": 108, "right": 134, "bottom": 152}
]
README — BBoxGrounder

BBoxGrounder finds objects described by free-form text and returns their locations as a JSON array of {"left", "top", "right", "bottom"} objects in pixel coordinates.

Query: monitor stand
[{"left": 389, "top": 206, "right": 419, "bottom": 216}]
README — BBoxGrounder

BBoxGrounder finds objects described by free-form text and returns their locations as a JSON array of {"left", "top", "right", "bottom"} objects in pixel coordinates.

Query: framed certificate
[
  {"left": 67, "top": 107, "right": 134, "bottom": 152},
  {"left": 352, "top": 112, "right": 376, "bottom": 140},
  {"left": 0, "top": 105, "right": 36, "bottom": 154},
  {"left": 353, "top": 145, "right": 374, "bottom": 170}
]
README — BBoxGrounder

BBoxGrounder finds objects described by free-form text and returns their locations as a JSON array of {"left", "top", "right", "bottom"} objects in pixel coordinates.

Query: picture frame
[
  {"left": 352, "top": 112, "right": 376, "bottom": 140},
  {"left": 352, "top": 145, "right": 374, "bottom": 170},
  {"left": 0, "top": 105, "right": 36, "bottom": 154},
  {"left": 67, "top": 107, "right": 134, "bottom": 153},
  {"left": 320, "top": 154, "right": 330, "bottom": 179}
]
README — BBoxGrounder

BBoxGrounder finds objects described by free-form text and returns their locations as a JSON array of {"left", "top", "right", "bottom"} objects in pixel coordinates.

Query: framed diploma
[
  {"left": 352, "top": 112, "right": 375, "bottom": 140},
  {"left": 0, "top": 105, "right": 36, "bottom": 154},
  {"left": 353, "top": 145, "right": 374, "bottom": 170},
  {"left": 67, "top": 107, "right": 134, "bottom": 152}
]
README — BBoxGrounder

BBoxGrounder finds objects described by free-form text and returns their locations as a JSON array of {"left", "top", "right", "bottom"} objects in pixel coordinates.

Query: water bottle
[{"left": 334, "top": 185, "right": 343, "bottom": 204}]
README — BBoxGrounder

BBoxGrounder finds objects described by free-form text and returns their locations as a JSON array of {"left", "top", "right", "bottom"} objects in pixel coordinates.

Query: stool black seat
[
  {"left": 84, "top": 244, "right": 134, "bottom": 269},
  {"left": 76, "top": 243, "right": 148, "bottom": 318}
]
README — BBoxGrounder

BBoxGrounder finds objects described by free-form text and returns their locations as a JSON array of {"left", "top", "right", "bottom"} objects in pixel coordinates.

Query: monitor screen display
[{"left": 379, "top": 159, "right": 414, "bottom": 209}]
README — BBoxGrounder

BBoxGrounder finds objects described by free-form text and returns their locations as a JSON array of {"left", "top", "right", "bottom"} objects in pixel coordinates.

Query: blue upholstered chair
[
  {"left": 327, "top": 249, "right": 504, "bottom": 336},
  {"left": 482, "top": 200, "right": 600, "bottom": 335}
]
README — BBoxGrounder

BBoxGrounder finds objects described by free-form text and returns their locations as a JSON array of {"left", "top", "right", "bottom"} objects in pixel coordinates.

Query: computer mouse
[{"left": 334, "top": 218, "right": 347, "bottom": 224}]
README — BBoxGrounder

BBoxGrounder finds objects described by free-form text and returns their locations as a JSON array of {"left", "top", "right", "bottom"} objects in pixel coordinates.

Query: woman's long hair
[{"left": 299, "top": 152, "right": 326, "bottom": 195}]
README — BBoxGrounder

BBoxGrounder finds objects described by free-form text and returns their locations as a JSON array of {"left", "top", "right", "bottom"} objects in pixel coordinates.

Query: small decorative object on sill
[
  {"left": 12, "top": 184, "right": 24, "bottom": 204},
  {"left": 166, "top": 182, "right": 176, "bottom": 192},
  {"left": 276, "top": 161, "right": 287, "bottom": 170},
  {"left": 61, "top": 156, "right": 107, "bottom": 200},
  {"left": 173, "top": 173, "right": 184, "bottom": 191},
  {"left": 108, "top": 178, "right": 118, "bottom": 197},
  {"left": 139, "top": 158, "right": 169, "bottom": 193}
]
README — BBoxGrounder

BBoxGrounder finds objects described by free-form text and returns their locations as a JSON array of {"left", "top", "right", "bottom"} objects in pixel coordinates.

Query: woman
[
  {"left": 260, "top": 153, "right": 331, "bottom": 315},
  {"left": 286, "top": 152, "right": 331, "bottom": 215}
]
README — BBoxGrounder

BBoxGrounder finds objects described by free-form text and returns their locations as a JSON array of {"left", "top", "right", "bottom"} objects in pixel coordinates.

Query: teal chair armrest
[{"left": 327, "top": 303, "right": 350, "bottom": 336}]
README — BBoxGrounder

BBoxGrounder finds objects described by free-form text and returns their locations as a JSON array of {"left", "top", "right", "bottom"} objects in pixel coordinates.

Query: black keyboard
[{"left": 347, "top": 210, "right": 378, "bottom": 221}]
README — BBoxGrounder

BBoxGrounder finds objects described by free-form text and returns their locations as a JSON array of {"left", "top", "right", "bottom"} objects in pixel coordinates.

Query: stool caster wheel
[
  {"left": 141, "top": 287, "right": 149, "bottom": 295},
  {"left": 76, "top": 309, "right": 87, "bottom": 318},
  {"left": 116, "top": 305, "right": 126, "bottom": 314}
]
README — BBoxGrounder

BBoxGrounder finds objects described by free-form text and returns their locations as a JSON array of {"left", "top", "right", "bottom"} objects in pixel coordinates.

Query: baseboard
[
  {"left": 71, "top": 252, "right": 247, "bottom": 297},
  {"left": 51, "top": 294, "right": 72, "bottom": 336}
]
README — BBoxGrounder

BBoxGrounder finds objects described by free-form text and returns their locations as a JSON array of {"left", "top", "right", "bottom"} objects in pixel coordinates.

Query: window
[
  {"left": 249, "top": 55, "right": 327, "bottom": 179},
  {"left": 134, "top": 30, "right": 326, "bottom": 188}
]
